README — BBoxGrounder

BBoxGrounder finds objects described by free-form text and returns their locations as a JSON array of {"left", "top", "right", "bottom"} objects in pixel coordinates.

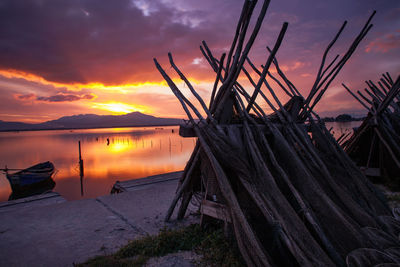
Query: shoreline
[
  {"left": 0, "top": 123, "right": 182, "bottom": 133},
  {"left": 0, "top": 119, "right": 363, "bottom": 133},
  {"left": 0, "top": 171, "right": 198, "bottom": 266}
]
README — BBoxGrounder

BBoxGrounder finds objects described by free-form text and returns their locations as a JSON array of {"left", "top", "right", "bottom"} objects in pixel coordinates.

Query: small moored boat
[{"left": 3, "top": 161, "right": 56, "bottom": 198}]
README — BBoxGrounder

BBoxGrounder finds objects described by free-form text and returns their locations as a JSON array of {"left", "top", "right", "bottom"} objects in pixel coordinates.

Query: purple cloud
[
  {"left": 14, "top": 93, "right": 36, "bottom": 100},
  {"left": 14, "top": 92, "right": 95, "bottom": 103},
  {"left": 36, "top": 94, "right": 95, "bottom": 102},
  {"left": 365, "top": 30, "right": 400, "bottom": 53},
  {"left": 0, "top": 0, "right": 399, "bottom": 121}
]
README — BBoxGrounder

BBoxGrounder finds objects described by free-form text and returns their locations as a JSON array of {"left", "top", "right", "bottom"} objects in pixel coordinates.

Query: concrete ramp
[
  {"left": 0, "top": 171, "right": 198, "bottom": 267},
  {"left": 0, "top": 191, "right": 66, "bottom": 213}
]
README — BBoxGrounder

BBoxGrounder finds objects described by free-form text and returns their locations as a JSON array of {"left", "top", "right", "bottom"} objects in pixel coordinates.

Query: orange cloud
[
  {"left": 0, "top": 68, "right": 206, "bottom": 95},
  {"left": 365, "top": 31, "right": 400, "bottom": 53},
  {"left": 268, "top": 61, "right": 306, "bottom": 73},
  {"left": 0, "top": 69, "right": 169, "bottom": 94}
]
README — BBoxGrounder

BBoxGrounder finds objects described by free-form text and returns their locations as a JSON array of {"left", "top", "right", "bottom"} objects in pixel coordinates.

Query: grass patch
[
  {"left": 195, "top": 227, "right": 244, "bottom": 267},
  {"left": 76, "top": 224, "right": 244, "bottom": 267}
]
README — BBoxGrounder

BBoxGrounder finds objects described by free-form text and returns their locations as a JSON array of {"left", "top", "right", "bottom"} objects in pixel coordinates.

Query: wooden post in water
[{"left": 78, "top": 141, "right": 84, "bottom": 196}]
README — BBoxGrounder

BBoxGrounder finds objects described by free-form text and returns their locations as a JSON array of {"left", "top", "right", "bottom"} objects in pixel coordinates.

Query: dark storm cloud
[
  {"left": 0, "top": 0, "right": 234, "bottom": 84},
  {"left": 15, "top": 92, "right": 95, "bottom": 102},
  {"left": 36, "top": 93, "right": 95, "bottom": 102},
  {"left": 0, "top": 0, "right": 399, "bottom": 121},
  {"left": 0, "top": 0, "right": 398, "bottom": 85}
]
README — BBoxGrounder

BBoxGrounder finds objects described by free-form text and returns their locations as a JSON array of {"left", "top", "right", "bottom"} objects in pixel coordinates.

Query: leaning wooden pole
[{"left": 153, "top": 1, "right": 400, "bottom": 265}]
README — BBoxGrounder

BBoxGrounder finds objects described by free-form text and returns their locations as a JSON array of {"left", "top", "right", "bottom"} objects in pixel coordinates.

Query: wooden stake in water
[{"left": 78, "top": 141, "right": 84, "bottom": 196}]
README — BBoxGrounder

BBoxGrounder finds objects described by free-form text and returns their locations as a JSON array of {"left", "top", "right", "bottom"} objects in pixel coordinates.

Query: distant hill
[
  {"left": 0, "top": 112, "right": 183, "bottom": 131},
  {"left": 321, "top": 114, "right": 365, "bottom": 122}
]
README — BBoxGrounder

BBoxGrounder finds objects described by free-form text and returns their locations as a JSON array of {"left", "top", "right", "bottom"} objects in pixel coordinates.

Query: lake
[
  {"left": 325, "top": 120, "right": 362, "bottom": 140},
  {"left": 0, "top": 126, "right": 196, "bottom": 202},
  {"left": 0, "top": 121, "right": 361, "bottom": 202}
]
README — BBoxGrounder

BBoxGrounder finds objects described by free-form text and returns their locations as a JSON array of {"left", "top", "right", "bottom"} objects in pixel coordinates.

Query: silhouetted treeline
[{"left": 322, "top": 114, "right": 365, "bottom": 122}]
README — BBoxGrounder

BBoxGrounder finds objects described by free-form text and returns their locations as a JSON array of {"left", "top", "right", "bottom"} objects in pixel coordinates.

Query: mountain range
[{"left": 0, "top": 112, "right": 184, "bottom": 131}]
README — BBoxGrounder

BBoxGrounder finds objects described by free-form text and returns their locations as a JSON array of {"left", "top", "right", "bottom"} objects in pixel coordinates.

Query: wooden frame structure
[
  {"left": 154, "top": 1, "right": 400, "bottom": 266},
  {"left": 342, "top": 73, "right": 400, "bottom": 185}
]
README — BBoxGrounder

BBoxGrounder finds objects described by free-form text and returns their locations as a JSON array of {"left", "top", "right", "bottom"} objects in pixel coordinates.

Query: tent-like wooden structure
[
  {"left": 154, "top": 1, "right": 400, "bottom": 266},
  {"left": 342, "top": 74, "right": 400, "bottom": 186}
]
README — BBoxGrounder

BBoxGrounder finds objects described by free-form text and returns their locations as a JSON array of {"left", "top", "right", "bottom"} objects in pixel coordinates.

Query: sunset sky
[{"left": 0, "top": 0, "right": 399, "bottom": 123}]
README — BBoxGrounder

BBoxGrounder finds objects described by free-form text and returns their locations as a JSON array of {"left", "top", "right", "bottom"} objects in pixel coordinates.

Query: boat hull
[
  {"left": 5, "top": 161, "right": 56, "bottom": 198},
  {"left": 8, "top": 178, "right": 56, "bottom": 200}
]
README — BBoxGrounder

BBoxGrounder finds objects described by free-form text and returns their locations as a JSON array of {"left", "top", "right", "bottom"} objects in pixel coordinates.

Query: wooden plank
[
  {"left": 117, "top": 171, "right": 182, "bottom": 188},
  {"left": 201, "top": 199, "right": 231, "bottom": 222},
  {"left": 111, "top": 171, "right": 183, "bottom": 193}
]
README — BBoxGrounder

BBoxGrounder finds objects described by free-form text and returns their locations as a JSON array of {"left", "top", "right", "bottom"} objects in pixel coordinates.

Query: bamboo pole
[
  {"left": 164, "top": 148, "right": 200, "bottom": 221},
  {"left": 266, "top": 47, "right": 301, "bottom": 96},
  {"left": 224, "top": 0, "right": 251, "bottom": 78},
  {"left": 246, "top": 57, "right": 293, "bottom": 97},
  {"left": 193, "top": 126, "right": 272, "bottom": 267},
  {"left": 302, "top": 12, "right": 376, "bottom": 118},
  {"left": 342, "top": 83, "right": 370, "bottom": 110},
  {"left": 374, "top": 128, "right": 400, "bottom": 169},
  {"left": 303, "top": 21, "right": 347, "bottom": 109},
  {"left": 209, "top": 53, "right": 226, "bottom": 109},
  {"left": 168, "top": 53, "right": 216, "bottom": 124},
  {"left": 246, "top": 22, "right": 288, "bottom": 112}
]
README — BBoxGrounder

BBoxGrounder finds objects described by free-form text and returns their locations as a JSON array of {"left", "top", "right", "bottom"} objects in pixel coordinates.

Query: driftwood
[
  {"left": 342, "top": 73, "right": 400, "bottom": 186},
  {"left": 154, "top": 1, "right": 400, "bottom": 266}
]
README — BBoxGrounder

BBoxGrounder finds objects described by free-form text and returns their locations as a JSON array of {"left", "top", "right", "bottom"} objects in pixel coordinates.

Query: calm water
[
  {"left": 325, "top": 121, "right": 362, "bottom": 140},
  {"left": 0, "top": 126, "right": 196, "bottom": 202},
  {"left": 0, "top": 121, "right": 360, "bottom": 202}
]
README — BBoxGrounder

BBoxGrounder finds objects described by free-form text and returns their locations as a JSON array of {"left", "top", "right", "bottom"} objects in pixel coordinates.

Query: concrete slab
[
  {"left": 0, "top": 172, "right": 199, "bottom": 267},
  {"left": 0, "top": 192, "right": 66, "bottom": 213},
  {"left": 98, "top": 178, "right": 198, "bottom": 236},
  {"left": 0, "top": 198, "right": 142, "bottom": 267}
]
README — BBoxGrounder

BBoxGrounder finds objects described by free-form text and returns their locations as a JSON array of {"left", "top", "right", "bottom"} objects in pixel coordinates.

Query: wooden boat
[{"left": 4, "top": 161, "right": 56, "bottom": 197}]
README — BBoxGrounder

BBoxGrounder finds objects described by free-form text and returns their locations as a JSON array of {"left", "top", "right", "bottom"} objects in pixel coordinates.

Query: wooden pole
[
  {"left": 246, "top": 22, "right": 288, "bottom": 112},
  {"left": 79, "top": 141, "right": 84, "bottom": 196}
]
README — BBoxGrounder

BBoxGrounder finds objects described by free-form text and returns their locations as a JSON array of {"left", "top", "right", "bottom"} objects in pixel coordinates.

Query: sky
[{"left": 0, "top": 0, "right": 399, "bottom": 123}]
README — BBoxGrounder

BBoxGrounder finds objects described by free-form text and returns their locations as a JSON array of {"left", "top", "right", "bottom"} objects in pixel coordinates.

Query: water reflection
[
  {"left": 0, "top": 122, "right": 360, "bottom": 202},
  {"left": 325, "top": 121, "right": 362, "bottom": 140},
  {"left": 0, "top": 126, "right": 196, "bottom": 202}
]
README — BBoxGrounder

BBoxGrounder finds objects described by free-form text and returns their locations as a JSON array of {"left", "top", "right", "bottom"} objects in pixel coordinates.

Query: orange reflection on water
[{"left": 0, "top": 126, "right": 196, "bottom": 201}]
